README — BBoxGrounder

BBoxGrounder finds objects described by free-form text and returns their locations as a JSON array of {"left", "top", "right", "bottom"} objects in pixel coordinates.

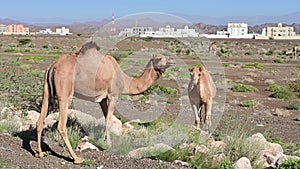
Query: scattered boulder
[
  {"left": 76, "top": 141, "right": 99, "bottom": 152},
  {"left": 234, "top": 157, "right": 252, "bottom": 169}
]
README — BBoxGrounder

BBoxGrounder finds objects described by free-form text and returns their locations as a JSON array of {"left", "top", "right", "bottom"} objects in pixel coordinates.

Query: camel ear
[
  {"left": 188, "top": 67, "right": 193, "bottom": 72},
  {"left": 198, "top": 66, "right": 202, "bottom": 71}
]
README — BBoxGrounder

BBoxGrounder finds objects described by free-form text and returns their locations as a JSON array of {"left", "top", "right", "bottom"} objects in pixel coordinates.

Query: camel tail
[{"left": 42, "top": 65, "right": 57, "bottom": 113}]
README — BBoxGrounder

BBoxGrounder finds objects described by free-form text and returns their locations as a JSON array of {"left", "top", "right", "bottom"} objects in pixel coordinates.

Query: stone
[
  {"left": 193, "top": 144, "right": 209, "bottom": 155},
  {"left": 275, "top": 155, "right": 288, "bottom": 168},
  {"left": 234, "top": 157, "right": 252, "bottom": 169},
  {"left": 210, "top": 141, "right": 226, "bottom": 151},
  {"left": 174, "top": 160, "right": 190, "bottom": 167},
  {"left": 76, "top": 141, "right": 99, "bottom": 152}
]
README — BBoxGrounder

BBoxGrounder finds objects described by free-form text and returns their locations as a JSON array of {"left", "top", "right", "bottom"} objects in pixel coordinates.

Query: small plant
[
  {"left": 241, "top": 62, "right": 265, "bottom": 69},
  {"left": 17, "top": 38, "right": 31, "bottom": 45},
  {"left": 232, "top": 83, "right": 258, "bottom": 92},
  {"left": 278, "top": 158, "right": 300, "bottom": 169},
  {"left": 82, "top": 159, "right": 93, "bottom": 166},
  {"left": 287, "top": 102, "right": 300, "bottom": 110},
  {"left": 241, "top": 100, "right": 256, "bottom": 107},
  {"left": 223, "top": 63, "right": 230, "bottom": 67},
  {"left": 274, "top": 58, "right": 285, "bottom": 63},
  {"left": 266, "top": 84, "right": 296, "bottom": 99},
  {"left": 289, "top": 79, "right": 300, "bottom": 92},
  {"left": 220, "top": 160, "right": 234, "bottom": 169}
]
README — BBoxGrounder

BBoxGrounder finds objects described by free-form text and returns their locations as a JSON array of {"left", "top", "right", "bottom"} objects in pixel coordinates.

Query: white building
[
  {"left": 204, "top": 22, "right": 253, "bottom": 39},
  {"left": 119, "top": 27, "right": 153, "bottom": 37},
  {"left": 255, "top": 23, "right": 299, "bottom": 39},
  {"left": 55, "top": 27, "right": 72, "bottom": 35},
  {"left": 227, "top": 23, "right": 248, "bottom": 37},
  {"left": 36, "top": 28, "right": 55, "bottom": 34},
  {"left": 119, "top": 25, "right": 199, "bottom": 38}
]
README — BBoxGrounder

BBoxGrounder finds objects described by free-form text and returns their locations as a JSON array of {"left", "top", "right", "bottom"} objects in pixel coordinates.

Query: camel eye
[{"left": 198, "top": 73, "right": 201, "bottom": 76}]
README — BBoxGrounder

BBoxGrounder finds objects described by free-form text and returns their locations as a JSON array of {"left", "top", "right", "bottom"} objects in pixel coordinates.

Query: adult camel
[
  {"left": 293, "top": 46, "right": 300, "bottom": 60},
  {"left": 188, "top": 66, "right": 216, "bottom": 129},
  {"left": 35, "top": 41, "right": 174, "bottom": 163}
]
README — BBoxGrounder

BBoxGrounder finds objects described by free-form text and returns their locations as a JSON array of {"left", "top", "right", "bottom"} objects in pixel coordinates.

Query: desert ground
[{"left": 0, "top": 35, "right": 299, "bottom": 168}]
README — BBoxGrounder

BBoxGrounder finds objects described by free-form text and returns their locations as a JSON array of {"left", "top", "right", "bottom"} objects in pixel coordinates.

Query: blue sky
[{"left": 0, "top": 0, "right": 299, "bottom": 24}]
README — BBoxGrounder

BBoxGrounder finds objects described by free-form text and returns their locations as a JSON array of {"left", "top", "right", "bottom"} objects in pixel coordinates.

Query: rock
[
  {"left": 179, "top": 142, "right": 196, "bottom": 151},
  {"left": 264, "top": 79, "right": 275, "bottom": 85},
  {"left": 45, "top": 112, "right": 59, "bottom": 128},
  {"left": 210, "top": 141, "right": 226, "bottom": 151},
  {"left": 110, "top": 115, "right": 123, "bottom": 136},
  {"left": 193, "top": 144, "right": 209, "bottom": 155},
  {"left": 174, "top": 160, "right": 190, "bottom": 167},
  {"left": 128, "top": 143, "right": 174, "bottom": 158},
  {"left": 273, "top": 108, "right": 290, "bottom": 117},
  {"left": 275, "top": 155, "right": 288, "bottom": 167},
  {"left": 76, "top": 141, "right": 99, "bottom": 152},
  {"left": 234, "top": 157, "right": 252, "bottom": 169},
  {"left": 212, "top": 153, "right": 226, "bottom": 162},
  {"left": 25, "top": 110, "right": 40, "bottom": 126}
]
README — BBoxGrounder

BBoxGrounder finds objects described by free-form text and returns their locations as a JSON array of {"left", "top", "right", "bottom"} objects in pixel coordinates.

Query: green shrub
[
  {"left": 274, "top": 58, "right": 286, "bottom": 63},
  {"left": 289, "top": 79, "right": 300, "bottom": 92},
  {"left": 220, "top": 160, "right": 234, "bottom": 169},
  {"left": 241, "top": 62, "right": 265, "bottom": 69},
  {"left": 17, "top": 38, "right": 31, "bottom": 45},
  {"left": 268, "top": 85, "right": 295, "bottom": 99},
  {"left": 82, "top": 159, "right": 93, "bottom": 166},
  {"left": 287, "top": 102, "right": 300, "bottom": 110},
  {"left": 266, "top": 84, "right": 282, "bottom": 92},
  {"left": 278, "top": 158, "right": 300, "bottom": 169},
  {"left": 232, "top": 83, "right": 258, "bottom": 92},
  {"left": 241, "top": 100, "right": 256, "bottom": 107}
]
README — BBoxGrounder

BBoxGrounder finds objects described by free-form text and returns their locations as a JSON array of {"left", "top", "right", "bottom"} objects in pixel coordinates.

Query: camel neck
[{"left": 121, "top": 64, "right": 160, "bottom": 95}]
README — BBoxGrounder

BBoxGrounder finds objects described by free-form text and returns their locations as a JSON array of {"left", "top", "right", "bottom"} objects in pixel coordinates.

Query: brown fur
[
  {"left": 188, "top": 66, "right": 216, "bottom": 129},
  {"left": 35, "top": 42, "right": 174, "bottom": 164},
  {"left": 293, "top": 46, "right": 300, "bottom": 60}
]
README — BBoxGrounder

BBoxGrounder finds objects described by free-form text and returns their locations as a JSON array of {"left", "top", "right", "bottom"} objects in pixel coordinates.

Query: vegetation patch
[
  {"left": 274, "top": 58, "right": 285, "bottom": 63},
  {"left": 266, "top": 84, "right": 295, "bottom": 99},
  {"left": 287, "top": 102, "right": 300, "bottom": 110},
  {"left": 232, "top": 83, "right": 258, "bottom": 92},
  {"left": 240, "top": 100, "right": 256, "bottom": 107},
  {"left": 241, "top": 62, "right": 265, "bottom": 69},
  {"left": 278, "top": 158, "right": 300, "bottom": 169}
]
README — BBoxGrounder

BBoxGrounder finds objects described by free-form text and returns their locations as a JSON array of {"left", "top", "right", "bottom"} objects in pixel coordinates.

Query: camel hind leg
[
  {"left": 57, "top": 98, "right": 84, "bottom": 164},
  {"left": 35, "top": 84, "right": 49, "bottom": 158}
]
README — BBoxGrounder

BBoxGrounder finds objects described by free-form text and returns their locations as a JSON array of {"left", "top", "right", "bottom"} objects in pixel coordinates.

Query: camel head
[
  {"left": 150, "top": 54, "right": 174, "bottom": 73},
  {"left": 189, "top": 66, "right": 204, "bottom": 85}
]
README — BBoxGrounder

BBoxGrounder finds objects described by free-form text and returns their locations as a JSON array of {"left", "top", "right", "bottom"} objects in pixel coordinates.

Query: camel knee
[{"left": 57, "top": 124, "right": 67, "bottom": 136}]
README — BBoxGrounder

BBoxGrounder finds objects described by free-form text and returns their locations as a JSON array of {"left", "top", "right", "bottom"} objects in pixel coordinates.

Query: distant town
[
  {"left": 119, "top": 22, "right": 300, "bottom": 40},
  {"left": 0, "top": 24, "right": 72, "bottom": 35},
  {"left": 0, "top": 22, "right": 299, "bottom": 40}
]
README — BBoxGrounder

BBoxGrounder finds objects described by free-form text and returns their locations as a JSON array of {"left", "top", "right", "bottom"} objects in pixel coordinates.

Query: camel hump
[{"left": 77, "top": 41, "right": 100, "bottom": 55}]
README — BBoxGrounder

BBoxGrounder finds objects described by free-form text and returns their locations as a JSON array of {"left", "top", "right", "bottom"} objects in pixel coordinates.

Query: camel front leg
[
  {"left": 57, "top": 100, "right": 84, "bottom": 164},
  {"left": 192, "top": 104, "right": 201, "bottom": 129},
  {"left": 204, "top": 101, "right": 212, "bottom": 127},
  {"left": 104, "top": 96, "right": 116, "bottom": 146}
]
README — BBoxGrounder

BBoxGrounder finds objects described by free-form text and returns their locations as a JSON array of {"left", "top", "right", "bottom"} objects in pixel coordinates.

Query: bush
[
  {"left": 274, "top": 58, "right": 285, "bottom": 63},
  {"left": 278, "top": 158, "right": 300, "bottom": 169},
  {"left": 241, "top": 100, "right": 256, "bottom": 107},
  {"left": 289, "top": 79, "right": 300, "bottom": 92},
  {"left": 17, "top": 38, "right": 31, "bottom": 45},
  {"left": 220, "top": 160, "right": 234, "bottom": 169},
  {"left": 287, "top": 102, "right": 300, "bottom": 110},
  {"left": 232, "top": 83, "right": 258, "bottom": 92},
  {"left": 241, "top": 62, "right": 265, "bottom": 69},
  {"left": 266, "top": 84, "right": 282, "bottom": 92}
]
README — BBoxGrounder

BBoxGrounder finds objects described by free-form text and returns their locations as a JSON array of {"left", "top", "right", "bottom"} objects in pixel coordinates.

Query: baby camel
[
  {"left": 35, "top": 41, "right": 174, "bottom": 164},
  {"left": 188, "top": 66, "right": 216, "bottom": 129}
]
